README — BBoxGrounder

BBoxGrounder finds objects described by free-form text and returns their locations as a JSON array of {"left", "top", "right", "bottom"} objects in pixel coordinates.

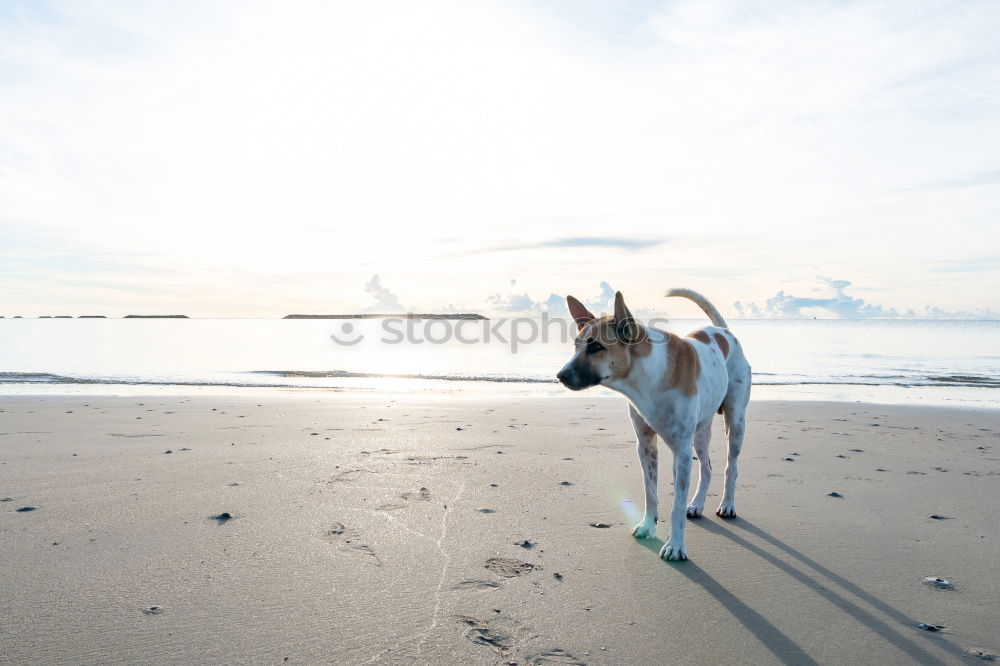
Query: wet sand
[{"left": 1, "top": 394, "right": 998, "bottom": 664}]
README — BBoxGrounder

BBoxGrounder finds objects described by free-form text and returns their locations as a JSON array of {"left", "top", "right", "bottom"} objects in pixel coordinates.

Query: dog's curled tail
[{"left": 665, "top": 288, "right": 728, "bottom": 329}]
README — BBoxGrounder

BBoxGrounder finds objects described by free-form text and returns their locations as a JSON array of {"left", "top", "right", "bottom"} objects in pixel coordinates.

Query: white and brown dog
[{"left": 556, "top": 289, "right": 751, "bottom": 561}]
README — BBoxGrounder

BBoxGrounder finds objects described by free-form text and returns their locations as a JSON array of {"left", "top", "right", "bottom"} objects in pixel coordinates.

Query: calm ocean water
[{"left": 1, "top": 318, "right": 997, "bottom": 406}]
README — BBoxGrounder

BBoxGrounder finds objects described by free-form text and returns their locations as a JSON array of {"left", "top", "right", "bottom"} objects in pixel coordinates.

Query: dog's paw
[
  {"left": 686, "top": 504, "right": 704, "bottom": 519},
  {"left": 659, "top": 540, "right": 687, "bottom": 561},
  {"left": 631, "top": 520, "right": 656, "bottom": 539},
  {"left": 716, "top": 501, "right": 737, "bottom": 519}
]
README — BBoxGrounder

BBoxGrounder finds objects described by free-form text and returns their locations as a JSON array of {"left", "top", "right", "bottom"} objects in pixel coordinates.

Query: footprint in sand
[
  {"left": 452, "top": 579, "right": 502, "bottom": 591},
  {"left": 526, "top": 647, "right": 588, "bottom": 664},
  {"left": 324, "top": 522, "right": 382, "bottom": 566},
  {"left": 400, "top": 487, "right": 431, "bottom": 501},
  {"left": 485, "top": 557, "right": 536, "bottom": 577},
  {"left": 456, "top": 616, "right": 514, "bottom": 653}
]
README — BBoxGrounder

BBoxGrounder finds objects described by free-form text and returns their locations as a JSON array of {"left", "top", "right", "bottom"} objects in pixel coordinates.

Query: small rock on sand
[
  {"left": 928, "top": 514, "right": 952, "bottom": 520},
  {"left": 964, "top": 648, "right": 997, "bottom": 661},
  {"left": 515, "top": 539, "right": 535, "bottom": 549},
  {"left": 921, "top": 577, "right": 955, "bottom": 590},
  {"left": 477, "top": 508, "right": 496, "bottom": 514},
  {"left": 917, "top": 623, "right": 944, "bottom": 632},
  {"left": 210, "top": 512, "right": 233, "bottom": 523},
  {"left": 590, "top": 522, "right": 612, "bottom": 528},
  {"left": 16, "top": 506, "right": 38, "bottom": 512},
  {"left": 0, "top": 497, "right": 13, "bottom": 502},
  {"left": 827, "top": 492, "right": 844, "bottom": 498},
  {"left": 142, "top": 606, "right": 164, "bottom": 616}
]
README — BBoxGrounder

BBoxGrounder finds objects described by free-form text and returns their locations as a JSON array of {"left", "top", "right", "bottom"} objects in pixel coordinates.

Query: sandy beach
[{"left": 1, "top": 394, "right": 998, "bottom": 665}]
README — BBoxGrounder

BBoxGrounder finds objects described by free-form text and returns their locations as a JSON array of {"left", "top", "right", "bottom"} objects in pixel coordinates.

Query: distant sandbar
[{"left": 283, "top": 313, "right": 487, "bottom": 320}]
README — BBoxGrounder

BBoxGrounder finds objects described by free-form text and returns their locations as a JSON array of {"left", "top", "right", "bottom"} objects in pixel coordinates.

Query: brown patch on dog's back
[
  {"left": 688, "top": 330, "right": 711, "bottom": 344},
  {"left": 714, "top": 333, "right": 730, "bottom": 358},
  {"left": 665, "top": 333, "right": 700, "bottom": 396}
]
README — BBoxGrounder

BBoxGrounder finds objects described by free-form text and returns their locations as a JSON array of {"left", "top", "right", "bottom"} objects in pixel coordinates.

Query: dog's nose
[{"left": 556, "top": 369, "right": 568, "bottom": 385}]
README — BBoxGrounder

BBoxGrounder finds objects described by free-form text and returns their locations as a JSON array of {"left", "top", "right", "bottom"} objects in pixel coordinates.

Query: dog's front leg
[
  {"left": 629, "top": 405, "right": 658, "bottom": 539},
  {"left": 660, "top": 436, "right": 693, "bottom": 561}
]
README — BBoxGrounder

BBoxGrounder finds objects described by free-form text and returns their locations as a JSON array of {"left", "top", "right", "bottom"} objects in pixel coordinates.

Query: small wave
[
  {"left": 251, "top": 370, "right": 557, "bottom": 384},
  {"left": 0, "top": 372, "right": 310, "bottom": 389},
  {"left": 925, "top": 374, "right": 1000, "bottom": 387},
  {"left": 0, "top": 372, "right": 104, "bottom": 384}
]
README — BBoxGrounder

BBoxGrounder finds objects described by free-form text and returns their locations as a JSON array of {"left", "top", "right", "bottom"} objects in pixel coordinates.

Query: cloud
[
  {"left": 364, "top": 274, "right": 406, "bottom": 313},
  {"left": 484, "top": 280, "right": 618, "bottom": 315},
  {"left": 486, "top": 290, "right": 538, "bottom": 313},
  {"left": 586, "top": 281, "right": 617, "bottom": 312},
  {"left": 487, "top": 237, "right": 664, "bottom": 252},
  {"left": 734, "top": 277, "right": 1000, "bottom": 319},
  {"left": 735, "top": 277, "right": 897, "bottom": 318}
]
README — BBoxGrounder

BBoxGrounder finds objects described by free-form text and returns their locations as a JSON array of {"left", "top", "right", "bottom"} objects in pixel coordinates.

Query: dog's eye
[{"left": 586, "top": 340, "right": 605, "bottom": 354}]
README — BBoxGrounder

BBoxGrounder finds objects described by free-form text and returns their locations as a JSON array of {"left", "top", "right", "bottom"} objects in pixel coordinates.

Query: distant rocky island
[
  {"left": 283, "top": 313, "right": 487, "bottom": 320},
  {"left": 78, "top": 315, "right": 107, "bottom": 318},
  {"left": 123, "top": 314, "right": 189, "bottom": 318}
]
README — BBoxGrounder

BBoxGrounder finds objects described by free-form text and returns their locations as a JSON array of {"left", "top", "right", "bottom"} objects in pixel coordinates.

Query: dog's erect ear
[
  {"left": 613, "top": 291, "right": 640, "bottom": 343},
  {"left": 566, "top": 295, "right": 595, "bottom": 331}
]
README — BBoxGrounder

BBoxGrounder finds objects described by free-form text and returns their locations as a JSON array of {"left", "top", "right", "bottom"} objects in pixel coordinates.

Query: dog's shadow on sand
[{"left": 636, "top": 518, "right": 957, "bottom": 665}]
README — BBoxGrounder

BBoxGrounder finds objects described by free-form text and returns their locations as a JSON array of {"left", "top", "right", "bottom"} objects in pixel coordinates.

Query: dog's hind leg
[
  {"left": 629, "top": 405, "right": 659, "bottom": 539},
  {"left": 686, "top": 422, "right": 712, "bottom": 518},
  {"left": 717, "top": 405, "right": 745, "bottom": 519}
]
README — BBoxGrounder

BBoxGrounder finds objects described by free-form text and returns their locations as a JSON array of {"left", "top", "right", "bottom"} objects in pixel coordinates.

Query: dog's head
[{"left": 556, "top": 291, "right": 649, "bottom": 391}]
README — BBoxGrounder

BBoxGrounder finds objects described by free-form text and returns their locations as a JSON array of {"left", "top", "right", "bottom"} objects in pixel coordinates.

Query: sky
[{"left": 1, "top": 0, "right": 998, "bottom": 318}]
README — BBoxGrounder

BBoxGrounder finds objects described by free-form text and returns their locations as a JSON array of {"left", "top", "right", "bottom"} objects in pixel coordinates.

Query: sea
[{"left": 0, "top": 317, "right": 997, "bottom": 407}]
